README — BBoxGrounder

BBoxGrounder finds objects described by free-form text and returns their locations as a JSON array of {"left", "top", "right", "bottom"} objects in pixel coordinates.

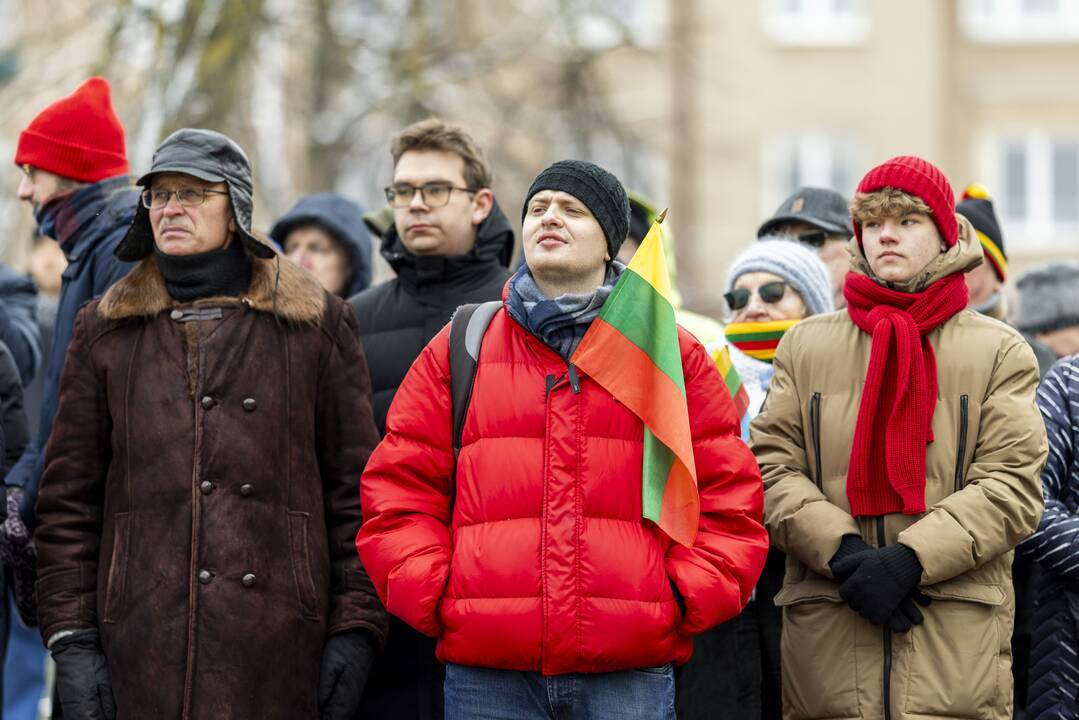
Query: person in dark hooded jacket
[
  {"left": 348, "top": 119, "right": 513, "bottom": 720},
  {"left": 271, "top": 193, "right": 373, "bottom": 297}
]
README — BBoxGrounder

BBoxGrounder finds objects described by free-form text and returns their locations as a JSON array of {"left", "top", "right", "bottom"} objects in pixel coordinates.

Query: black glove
[
  {"left": 832, "top": 544, "right": 924, "bottom": 629},
  {"left": 887, "top": 589, "right": 932, "bottom": 633},
  {"left": 318, "top": 630, "right": 378, "bottom": 720},
  {"left": 828, "top": 534, "right": 874, "bottom": 582},
  {"left": 51, "top": 629, "right": 116, "bottom": 720}
]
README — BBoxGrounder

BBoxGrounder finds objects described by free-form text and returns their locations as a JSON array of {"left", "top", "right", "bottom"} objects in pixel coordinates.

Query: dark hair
[{"left": 390, "top": 118, "right": 492, "bottom": 189}]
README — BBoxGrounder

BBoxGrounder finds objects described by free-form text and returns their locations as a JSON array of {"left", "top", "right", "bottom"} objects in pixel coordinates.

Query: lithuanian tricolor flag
[
  {"left": 572, "top": 210, "right": 699, "bottom": 547},
  {"left": 712, "top": 344, "right": 751, "bottom": 438}
]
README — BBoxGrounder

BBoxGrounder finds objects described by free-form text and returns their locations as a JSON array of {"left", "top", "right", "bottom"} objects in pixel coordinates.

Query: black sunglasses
[
  {"left": 798, "top": 230, "right": 828, "bottom": 248},
  {"left": 725, "top": 281, "right": 788, "bottom": 311}
]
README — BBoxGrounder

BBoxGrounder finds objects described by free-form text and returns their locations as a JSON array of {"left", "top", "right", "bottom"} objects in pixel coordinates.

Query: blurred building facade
[
  {"left": 675, "top": 0, "right": 1079, "bottom": 314},
  {"left": 1, "top": 0, "right": 1077, "bottom": 318}
]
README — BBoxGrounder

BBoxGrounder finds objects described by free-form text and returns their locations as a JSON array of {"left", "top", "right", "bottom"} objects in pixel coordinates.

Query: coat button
[
  {"left": 200, "top": 396, "right": 214, "bottom": 410},
  {"left": 170, "top": 309, "right": 183, "bottom": 321},
  {"left": 242, "top": 573, "right": 256, "bottom": 588},
  {"left": 198, "top": 570, "right": 213, "bottom": 584},
  {"left": 240, "top": 483, "right": 253, "bottom": 496},
  {"left": 242, "top": 398, "right": 256, "bottom": 412},
  {"left": 200, "top": 481, "right": 214, "bottom": 495}
]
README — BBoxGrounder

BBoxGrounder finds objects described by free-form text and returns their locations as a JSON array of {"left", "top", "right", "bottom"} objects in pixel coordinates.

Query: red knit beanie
[
  {"left": 14, "top": 76, "right": 129, "bottom": 183},
  {"left": 852, "top": 155, "right": 958, "bottom": 247}
]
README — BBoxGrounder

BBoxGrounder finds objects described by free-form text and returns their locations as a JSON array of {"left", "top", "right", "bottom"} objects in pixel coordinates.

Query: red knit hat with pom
[
  {"left": 14, "top": 76, "right": 129, "bottom": 183},
  {"left": 852, "top": 155, "right": 958, "bottom": 247}
]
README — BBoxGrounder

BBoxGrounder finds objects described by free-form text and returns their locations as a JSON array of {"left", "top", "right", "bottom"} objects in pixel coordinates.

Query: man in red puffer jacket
[{"left": 357, "top": 160, "right": 768, "bottom": 719}]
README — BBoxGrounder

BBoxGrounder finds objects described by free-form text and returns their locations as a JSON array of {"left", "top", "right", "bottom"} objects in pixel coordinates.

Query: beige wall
[{"left": 672, "top": 0, "right": 1079, "bottom": 317}]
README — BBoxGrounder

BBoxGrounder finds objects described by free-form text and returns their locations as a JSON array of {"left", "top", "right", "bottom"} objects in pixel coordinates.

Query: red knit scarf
[{"left": 843, "top": 271, "right": 969, "bottom": 517}]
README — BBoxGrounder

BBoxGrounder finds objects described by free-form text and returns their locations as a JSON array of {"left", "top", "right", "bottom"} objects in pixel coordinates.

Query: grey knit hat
[
  {"left": 1015, "top": 261, "right": 1079, "bottom": 334},
  {"left": 725, "top": 237, "right": 834, "bottom": 316}
]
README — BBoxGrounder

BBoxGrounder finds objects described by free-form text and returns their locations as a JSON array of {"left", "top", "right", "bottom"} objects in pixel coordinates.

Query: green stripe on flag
[
  {"left": 722, "top": 367, "right": 741, "bottom": 398},
  {"left": 642, "top": 427, "right": 677, "bottom": 522},
  {"left": 599, "top": 270, "right": 685, "bottom": 394}
]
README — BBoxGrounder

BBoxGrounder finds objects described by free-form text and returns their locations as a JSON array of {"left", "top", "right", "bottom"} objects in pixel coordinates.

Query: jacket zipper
[
  {"left": 877, "top": 516, "right": 892, "bottom": 720},
  {"left": 566, "top": 362, "right": 581, "bottom": 394},
  {"left": 810, "top": 392, "right": 823, "bottom": 490},
  {"left": 539, "top": 372, "right": 559, "bottom": 672},
  {"left": 953, "top": 394, "right": 969, "bottom": 493}
]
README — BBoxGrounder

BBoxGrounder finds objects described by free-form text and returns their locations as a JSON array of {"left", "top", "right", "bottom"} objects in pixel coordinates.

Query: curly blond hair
[{"left": 850, "top": 187, "right": 932, "bottom": 223}]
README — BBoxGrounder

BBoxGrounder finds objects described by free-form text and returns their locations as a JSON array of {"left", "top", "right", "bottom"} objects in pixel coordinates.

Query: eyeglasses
[
  {"left": 141, "top": 187, "right": 230, "bottom": 209},
  {"left": 798, "top": 230, "right": 827, "bottom": 248},
  {"left": 724, "top": 281, "right": 788, "bottom": 311},
  {"left": 384, "top": 183, "right": 478, "bottom": 208}
]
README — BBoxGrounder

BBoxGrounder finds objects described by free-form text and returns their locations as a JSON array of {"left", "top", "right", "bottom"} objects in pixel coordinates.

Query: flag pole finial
[{"left": 656, "top": 208, "right": 668, "bottom": 224}]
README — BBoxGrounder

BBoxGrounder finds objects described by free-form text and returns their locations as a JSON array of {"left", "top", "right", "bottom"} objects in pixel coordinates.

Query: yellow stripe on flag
[{"left": 626, "top": 220, "right": 674, "bottom": 304}]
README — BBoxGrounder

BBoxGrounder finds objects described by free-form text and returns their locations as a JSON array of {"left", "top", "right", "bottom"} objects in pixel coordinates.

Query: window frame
[{"left": 761, "top": 0, "right": 870, "bottom": 47}]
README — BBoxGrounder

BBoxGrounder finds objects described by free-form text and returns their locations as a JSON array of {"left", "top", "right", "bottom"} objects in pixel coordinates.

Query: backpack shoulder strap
[{"left": 449, "top": 300, "right": 502, "bottom": 456}]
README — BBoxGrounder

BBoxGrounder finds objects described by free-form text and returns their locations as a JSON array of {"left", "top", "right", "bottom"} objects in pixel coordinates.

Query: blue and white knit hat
[{"left": 724, "top": 237, "right": 834, "bottom": 316}]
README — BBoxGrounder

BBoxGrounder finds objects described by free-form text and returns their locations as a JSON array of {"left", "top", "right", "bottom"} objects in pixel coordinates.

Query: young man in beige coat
[{"left": 752, "top": 155, "right": 1047, "bottom": 720}]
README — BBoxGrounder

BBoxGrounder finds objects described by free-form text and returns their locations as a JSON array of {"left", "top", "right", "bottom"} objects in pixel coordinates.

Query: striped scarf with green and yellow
[{"left": 724, "top": 319, "right": 800, "bottom": 363}]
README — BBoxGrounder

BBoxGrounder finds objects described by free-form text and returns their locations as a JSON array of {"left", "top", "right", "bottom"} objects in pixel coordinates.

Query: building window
[
  {"left": 960, "top": 0, "right": 1079, "bottom": 43},
  {"left": 761, "top": 0, "right": 869, "bottom": 47},
  {"left": 762, "top": 131, "right": 861, "bottom": 220},
  {"left": 981, "top": 132, "right": 1079, "bottom": 250},
  {"left": 577, "top": 0, "right": 666, "bottom": 49},
  {"left": 1052, "top": 140, "right": 1079, "bottom": 224}
]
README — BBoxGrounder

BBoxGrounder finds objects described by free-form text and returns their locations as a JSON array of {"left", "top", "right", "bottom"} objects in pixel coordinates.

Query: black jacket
[
  {"left": 348, "top": 200, "right": 514, "bottom": 435},
  {"left": 0, "top": 340, "right": 28, "bottom": 477},
  {"left": 7, "top": 176, "right": 135, "bottom": 524},
  {"left": 0, "top": 265, "right": 42, "bottom": 385}
]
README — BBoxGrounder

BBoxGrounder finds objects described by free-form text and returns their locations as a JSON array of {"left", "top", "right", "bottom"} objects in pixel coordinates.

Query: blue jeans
[
  {"left": 444, "top": 662, "right": 676, "bottom": 720},
  {"left": 4, "top": 593, "right": 48, "bottom": 720}
]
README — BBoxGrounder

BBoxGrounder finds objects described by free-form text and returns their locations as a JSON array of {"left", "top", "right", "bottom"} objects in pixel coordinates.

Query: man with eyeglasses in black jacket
[{"left": 348, "top": 118, "right": 513, "bottom": 720}]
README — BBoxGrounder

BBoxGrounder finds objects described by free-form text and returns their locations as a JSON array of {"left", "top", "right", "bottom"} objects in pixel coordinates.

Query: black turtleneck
[{"left": 155, "top": 239, "right": 253, "bottom": 302}]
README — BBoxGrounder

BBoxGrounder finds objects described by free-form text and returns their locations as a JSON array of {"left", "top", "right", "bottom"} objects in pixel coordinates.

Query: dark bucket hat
[{"left": 115, "top": 128, "right": 275, "bottom": 261}]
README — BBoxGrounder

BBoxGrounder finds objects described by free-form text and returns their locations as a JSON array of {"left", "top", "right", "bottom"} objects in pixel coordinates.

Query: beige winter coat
[{"left": 751, "top": 216, "right": 1047, "bottom": 720}]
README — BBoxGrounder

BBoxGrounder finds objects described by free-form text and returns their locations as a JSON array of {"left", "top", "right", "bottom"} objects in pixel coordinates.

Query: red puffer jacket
[{"left": 357, "top": 307, "right": 767, "bottom": 675}]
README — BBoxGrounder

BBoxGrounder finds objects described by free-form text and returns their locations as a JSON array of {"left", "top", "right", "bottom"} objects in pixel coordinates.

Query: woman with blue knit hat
[
  {"left": 680, "top": 239, "right": 832, "bottom": 720},
  {"left": 718, "top": 238, "right": 834, "bottom": 433}
]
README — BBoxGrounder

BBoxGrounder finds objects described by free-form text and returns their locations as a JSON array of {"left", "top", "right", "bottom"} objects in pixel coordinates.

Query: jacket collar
[
  {"left": 98, "top": 250, "right": 326, "bottom": 324},
  {"left": 847, "top": 214, "right": 983, "bottom": 293},
  {"left": 379, "top": 198, "right": 515, "bottom": 292},
  {"left": 38, "top": 176, "right": 136, "bottom": 264}
]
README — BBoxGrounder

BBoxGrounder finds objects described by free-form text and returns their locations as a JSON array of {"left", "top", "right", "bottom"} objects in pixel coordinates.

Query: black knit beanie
[
  {"left": 956, "top": 185, "right": 1007, "bottom": 282},
  {"left": 522, "top": 160, "right": 630, "bottom": 260}
]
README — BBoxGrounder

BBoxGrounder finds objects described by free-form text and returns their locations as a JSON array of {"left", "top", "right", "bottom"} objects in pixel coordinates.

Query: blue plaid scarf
[{"left": 506, "top": 262, "right": 624, "bottom": 361}]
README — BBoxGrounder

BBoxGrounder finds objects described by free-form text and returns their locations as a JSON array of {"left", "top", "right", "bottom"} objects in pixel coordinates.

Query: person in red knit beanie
[
  {"left": 15, "top": 76, "right": 129, "bottom": 207},
  {"left": 6, "top": 77, "right": 137, "bottom": 720},
  {"left": 751, "top": 154, "right": 1047, "bottom": 720}
]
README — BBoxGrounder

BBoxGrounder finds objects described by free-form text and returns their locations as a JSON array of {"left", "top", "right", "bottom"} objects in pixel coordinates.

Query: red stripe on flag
[
  {"left": 659, "top": 459, "right": 700, "bottom": 546},
  {"left": 574, "top": 317, "right": 697, "bottom": 479}
]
